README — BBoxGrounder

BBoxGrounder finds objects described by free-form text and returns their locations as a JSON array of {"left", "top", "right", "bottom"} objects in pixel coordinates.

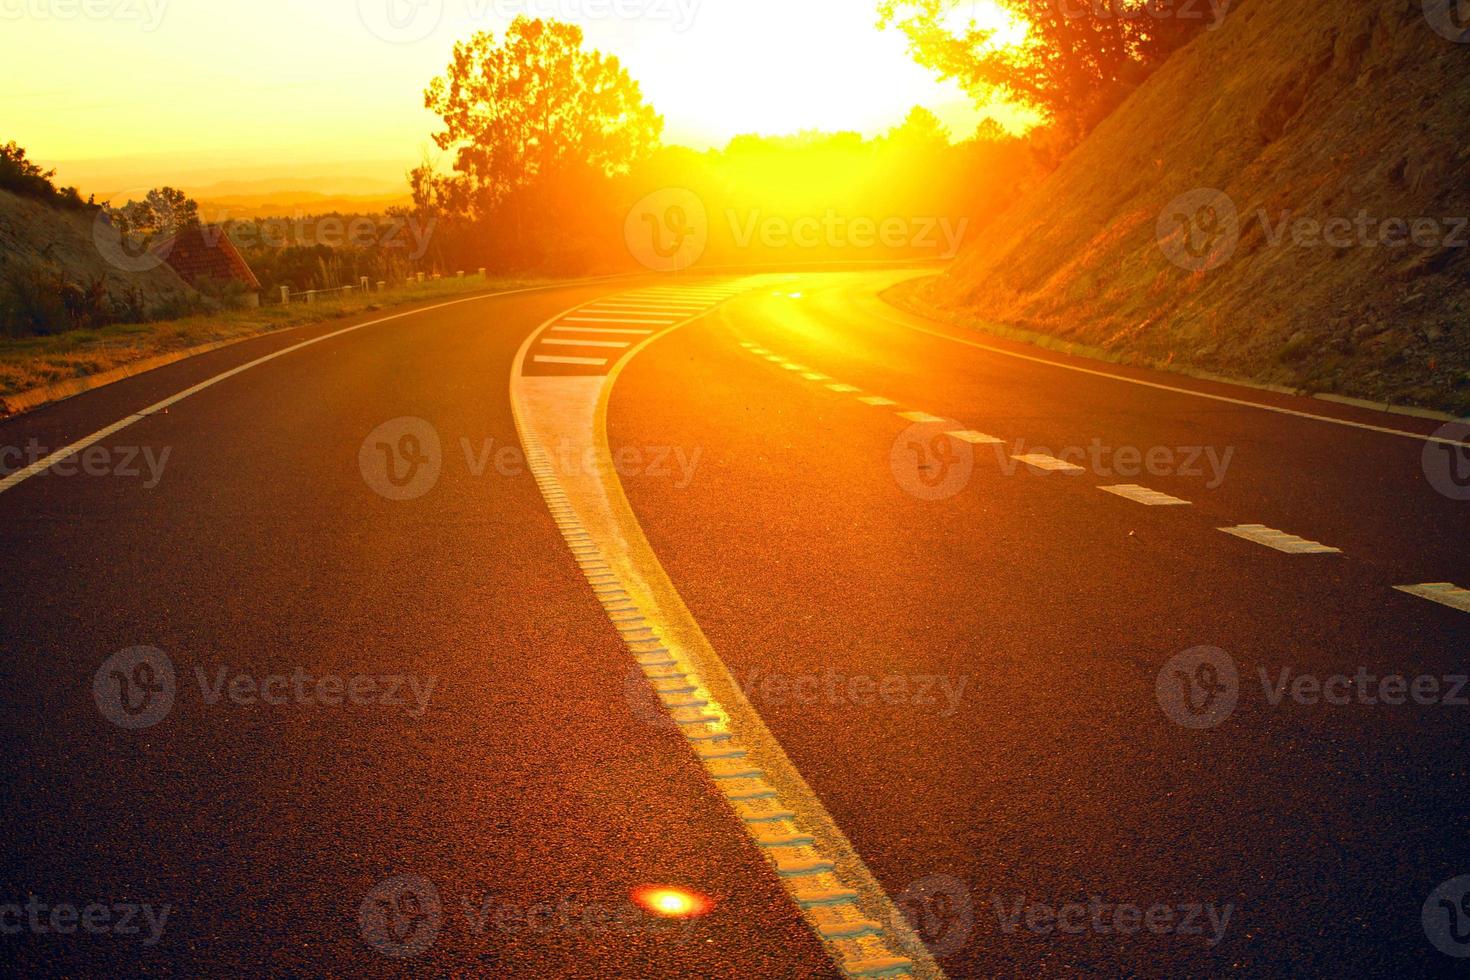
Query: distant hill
[
  {"left": 191, "top": 190, "right": 412, "bottom": 221},
  {"left": 903, "top": 0, "right": 1470, "bottom": 415}
]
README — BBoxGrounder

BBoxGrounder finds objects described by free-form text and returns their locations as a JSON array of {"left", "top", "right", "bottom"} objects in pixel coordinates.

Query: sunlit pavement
[{"left": 1, "top": 271, "right": 1467, "bottom": 976}]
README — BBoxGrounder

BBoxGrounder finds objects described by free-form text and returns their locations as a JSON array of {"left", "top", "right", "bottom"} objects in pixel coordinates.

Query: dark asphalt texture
[
  {"left": 3, "top": 270, "right": 1468, "bottom": 977},
  {"left": 606, "top": 272, "right": 1470, "bottom": 977},
  {"left": 0, "top": 282, "right": 835, "bottom": 978}
]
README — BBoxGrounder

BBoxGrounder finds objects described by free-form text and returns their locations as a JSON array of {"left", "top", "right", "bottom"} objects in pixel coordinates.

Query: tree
[
  {"left": 108, "top": 187, "right": 200, "bottom": 243},
  {"left": 0, "top": 141, "right": 87, "bottom": 207},
  {"left": 422, "top": 16, "right": 663, "bottom": 218},
  {"left": 878, "top": 0, "right": 1206, "bottom": 144},
  {"left": 886, "top": 106, "right": 953, "bottom": 147}
]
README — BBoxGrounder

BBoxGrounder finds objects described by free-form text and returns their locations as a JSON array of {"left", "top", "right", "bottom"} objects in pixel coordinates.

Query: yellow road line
[{"left": 509, "top": 281, "right": 942, "bottom": 980}]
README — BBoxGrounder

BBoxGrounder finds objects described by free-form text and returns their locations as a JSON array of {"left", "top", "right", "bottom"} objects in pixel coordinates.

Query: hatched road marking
[
  {"left": 551, "top": 326, "right": 654, "bottom": 336},
  {"left": 1011, "top": 453, "right": 1085, "bottom": 474},
  {"left": 1393, "top": 583, "right": 1470, "bottom": 614},
  {"left": 1099, "top": 484, "right": 1191, "bottom": 506},
  {"left": 534, "top": 354, "right": 609, "bottom": 367},
  {"left": 541, "top": 339, "right": 633, "bottom": 349},
  {"left": 1219, "top": 525, "right": 1341, "bottom": 555},
  {"left": 945, "top": 430, "right": 1003, "bottom": 445},
  {"left": 512, "top": 281, "right": 940, "bottom": 979}
]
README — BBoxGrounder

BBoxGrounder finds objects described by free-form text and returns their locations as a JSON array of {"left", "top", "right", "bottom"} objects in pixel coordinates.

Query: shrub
[{"left": 0, "top": 141, "right": 90, "bottom": 209}]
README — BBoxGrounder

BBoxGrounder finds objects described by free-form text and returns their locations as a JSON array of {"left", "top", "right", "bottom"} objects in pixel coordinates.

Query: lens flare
[{"left": 632, "top": 886, "right": 712, "bottom": 919}]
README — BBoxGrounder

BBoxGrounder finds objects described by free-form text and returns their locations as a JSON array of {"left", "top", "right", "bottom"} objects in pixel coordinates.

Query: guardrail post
[
  {"left": 280, "top": 285, "right": 290, "bottom": 304},
  {"left": 478, "top": 267, "right": 486, "bottom": 278},
  {"left": 377, "top": 281, "right": 387, "bottom": 292},
  {"left": 306, "top": 290, "right": 316, "bottom": 304}
]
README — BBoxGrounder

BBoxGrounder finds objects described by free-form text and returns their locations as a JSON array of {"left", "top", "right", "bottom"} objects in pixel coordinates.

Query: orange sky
[{"left": 6, "top": 0, "right": 1030, "bottom": 198}]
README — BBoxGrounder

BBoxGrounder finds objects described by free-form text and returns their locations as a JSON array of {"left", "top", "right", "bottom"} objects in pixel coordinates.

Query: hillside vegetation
[
  {"left": 902, "top": 0, "right": 1470, "bottom": 414},
  {"left": 0, "top": 187, "right": 194, "bottom": 334}
]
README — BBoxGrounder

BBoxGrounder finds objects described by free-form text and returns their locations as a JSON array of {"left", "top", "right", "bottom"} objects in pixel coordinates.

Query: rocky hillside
[
  {"left": 904, "top": 0, "right": 1470, "bottom": 415},
  {"left": 0, "top": 188, "right": 193, "bottom": 329}
]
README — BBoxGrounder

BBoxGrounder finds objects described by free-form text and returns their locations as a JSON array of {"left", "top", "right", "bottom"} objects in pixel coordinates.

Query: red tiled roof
[{"left": 154, "top": 224, "right": 262, "bottom": 292}]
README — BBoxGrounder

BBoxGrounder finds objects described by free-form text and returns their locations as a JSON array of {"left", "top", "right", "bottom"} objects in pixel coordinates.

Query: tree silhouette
[
  {"left": 879, "top": 0, "right": 1206, "bottom": 143},
  {"left": 422, "top": 17, "right": 663, "bottom": 218}
]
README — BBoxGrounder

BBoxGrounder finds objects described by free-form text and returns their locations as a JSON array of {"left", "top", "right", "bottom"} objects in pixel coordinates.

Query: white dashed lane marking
[
  {"left": 1011, "top": 453, "right": 1085, "bottom": 474},
  {"left": 1099, "top": 484, "right": 1190, "bottom": 506},
  {"left": 527, "top": 282, "right": 759, "bottom": 375},
  {"left": 533, "top": 354, "right": 608, "bottom": 367},
  {"left": 542, "top": 338, "right": 633, "bottom": 349},
  {"left": 565, "top": 316, "right": 679, "bottom": 325},
  {"left": 897, "top": 411, "right": 946, "bottom": 424},
  {"left": 1219, "top": 525, "right": 1341, "bottom": 555},
  {"left": 828, "top": 384, "right": 860, "bottom": 394},
  {"left": 551, "top": 326, "right": 654, "bottom": 336},
  {"left": 1393, "top": 583, "right": 1470, "bottom": 613},
  {"left": 945, "top": 430, "right": 1003, "bottom": 445},
  {"left": 858, "top": 396, "right": 896, "bottom": 407}
]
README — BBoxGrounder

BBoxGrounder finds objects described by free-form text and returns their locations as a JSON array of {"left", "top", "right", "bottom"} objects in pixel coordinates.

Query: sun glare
[
  {"left": 943, "top": 0, "right": 1032, "bottom": 50},
  {"left": 632, "top": 886, "right": 712, "bottom": 919}
]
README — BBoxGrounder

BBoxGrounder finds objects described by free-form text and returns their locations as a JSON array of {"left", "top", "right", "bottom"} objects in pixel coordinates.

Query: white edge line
[
  {"left": 0, "top": 281, "right": 621, "bottom": 497},
  {"left": 868, "top": 303, "right": 1470, "bottom": 448}
]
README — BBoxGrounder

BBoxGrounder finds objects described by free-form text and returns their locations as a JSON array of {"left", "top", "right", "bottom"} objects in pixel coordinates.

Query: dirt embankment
[
  {"left": 0, "top": 188, "right": 197, "bottom": 314},
  {"left": 905, "top": 0, "right": 1470, "bottom": 415}
]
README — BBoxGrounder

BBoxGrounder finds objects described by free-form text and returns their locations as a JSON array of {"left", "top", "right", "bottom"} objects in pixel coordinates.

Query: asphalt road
[{"left": 2, "top": 270, "right": 1468, "bottom": 977}]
